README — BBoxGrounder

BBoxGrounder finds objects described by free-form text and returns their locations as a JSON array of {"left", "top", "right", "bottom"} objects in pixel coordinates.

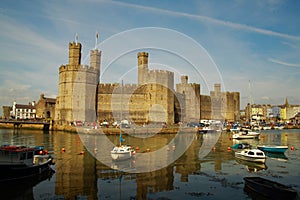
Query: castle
[{"left": 54, "top": 36, "right": 240, "bottom": 126}]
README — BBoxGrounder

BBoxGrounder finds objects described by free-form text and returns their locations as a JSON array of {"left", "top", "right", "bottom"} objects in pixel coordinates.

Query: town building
[
  {"left": 35, "top": 94, "right": 56, "bottom": 119},
  {"left": 11, "top": 101, "right": 36, "bottom": 120}
]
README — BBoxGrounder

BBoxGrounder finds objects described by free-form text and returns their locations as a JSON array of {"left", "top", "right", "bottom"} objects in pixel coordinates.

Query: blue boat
[
  {"left": 232, "top": 142, "right": 251, "bottom": 150},
  {"left": 257, "top": 145, "right": 288, "bottom": 153}
]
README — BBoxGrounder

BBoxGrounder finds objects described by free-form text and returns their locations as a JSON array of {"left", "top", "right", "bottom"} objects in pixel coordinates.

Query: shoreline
[{"left": 0, "top": 123, "right": 299, "bottom": 134}]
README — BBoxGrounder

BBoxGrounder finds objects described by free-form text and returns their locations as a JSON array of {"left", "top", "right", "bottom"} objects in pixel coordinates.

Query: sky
[{"left": 1, "top": 0, "right": 300, "bottom": 115}]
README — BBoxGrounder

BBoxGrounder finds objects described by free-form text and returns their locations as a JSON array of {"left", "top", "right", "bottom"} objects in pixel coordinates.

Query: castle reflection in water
[{"left": 53, "top": 131, "right": 234, "bottom": 199}]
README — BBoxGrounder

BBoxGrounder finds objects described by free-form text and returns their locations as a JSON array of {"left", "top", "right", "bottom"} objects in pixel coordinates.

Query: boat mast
[{"left": 120, "top": 80, "right": 123, "bottom": 146}]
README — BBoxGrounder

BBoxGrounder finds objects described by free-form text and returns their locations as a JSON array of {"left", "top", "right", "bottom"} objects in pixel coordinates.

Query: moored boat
[
  {"left": 111, "top": 144, "right": 135, "bottom": 161},
  {"left": 232, "top": 130, "right": 260, "bottom": 139},
  {"left": 0, "top": 145, "right": 55, "bottom": 183},
  {"left": 111, "top": 132, "right": 135, "bottom": 161},
  {"left": 235, "top": 149, "right": 266, "bottom": 163},
  {"left": 257, "top": 145, "right": 288, "bottom": 154},
  {"left": 244, "top": 177, "right": 298, "bottom": 200},
  {"left": 231, "top": 142, "right": 251, "bottom": 150}
]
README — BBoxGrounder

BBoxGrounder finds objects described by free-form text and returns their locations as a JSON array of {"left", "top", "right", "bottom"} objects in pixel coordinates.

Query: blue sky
[{"left": 1, "top": 0, "right": 300, "bottom": 115}]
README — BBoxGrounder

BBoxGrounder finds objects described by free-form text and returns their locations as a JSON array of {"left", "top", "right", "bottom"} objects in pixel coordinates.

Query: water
[{"left": 0, "top": 128, "right": 299, "bottom": 199}]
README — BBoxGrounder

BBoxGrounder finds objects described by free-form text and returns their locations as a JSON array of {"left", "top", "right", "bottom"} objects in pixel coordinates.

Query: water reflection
[
  {"left": 235, "top": 158, "right": 268, "bottom": 173},
  {"left": 0, "top": 129, "right": 299, "bottom": 199},
  {"left": 1, "top": 169, "right": 54, "bottom": 199}
]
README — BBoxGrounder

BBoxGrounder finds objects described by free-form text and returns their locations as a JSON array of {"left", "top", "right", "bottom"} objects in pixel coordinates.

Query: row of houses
[
  {"left": 241, "top": 98, "right": 300, "bottom": 124},
  {"left": 1, "top": 94, "right": 56, "bottom": 120}
]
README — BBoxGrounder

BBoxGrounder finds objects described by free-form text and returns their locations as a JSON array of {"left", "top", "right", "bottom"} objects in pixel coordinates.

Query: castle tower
[
  {"left": 138, "top": 52, "right": 148, "bottom": 86},
  {"left": 55, "top": 35, "right": 101, "bottom": 125},
  {"left": 90, "top": 49, "right": 101, "bottom": 82},
  {"left": 69, "top": 41, "right": 81, "bottom": 65},
  {"left": 176, "top": 76, "right": 200, "bottom": 122}
]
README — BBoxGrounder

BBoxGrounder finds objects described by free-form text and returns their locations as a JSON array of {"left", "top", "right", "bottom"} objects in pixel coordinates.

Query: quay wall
[{"left": 0, "top": 122, "right": 46, "bottom": 130}]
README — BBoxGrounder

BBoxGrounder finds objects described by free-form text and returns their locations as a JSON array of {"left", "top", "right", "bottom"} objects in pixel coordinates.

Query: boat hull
[
  {"left": 257, "top": 145, "right": 288, "bottom": 153},
  {"left": 235, "top": 154, "right": 266, "bottom": 163},
  {"left": 0, "top": 158, "right": 54, "bottom": 183},
  {"left": 111, "top": 152, "right": 132, "bottom": 161},
  {"left": 244, "top": 177, "right": 297, "bottom": 200},
  {"left": 232, "top": 131, "right": 260, "bottom": 139}
]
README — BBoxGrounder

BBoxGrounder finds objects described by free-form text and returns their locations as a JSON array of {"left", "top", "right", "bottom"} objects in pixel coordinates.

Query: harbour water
[{"left": 0, "top": 128, "right": 299, "bottom": 199}]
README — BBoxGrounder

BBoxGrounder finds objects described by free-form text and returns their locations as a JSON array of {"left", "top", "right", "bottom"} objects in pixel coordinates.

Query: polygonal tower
[
  {"left": 137, "top": 52, "right": 148, "bottom": 86},
  {"left": 54, "top": 34, "right": 101, "bottom": 125}
]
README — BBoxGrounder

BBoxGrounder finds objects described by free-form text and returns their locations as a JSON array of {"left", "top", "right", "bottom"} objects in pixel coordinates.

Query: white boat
[
  {"left": 111, "top": 133, "right": 135, "bottom": 161},
  {"left": 262, "top": 126, "right": 272, "bottom": 130},
  {"left": 111, "top": 145, "right": 135, "bottom": 161},
  {"left": 274, "top": 126, "right": 284, "bottom": 130},
  {"left": 232, "top": 130, "right": 260, "bottom": 139},
  {"left": 235, "top": 149, "right": 266, "bottom": 163}
]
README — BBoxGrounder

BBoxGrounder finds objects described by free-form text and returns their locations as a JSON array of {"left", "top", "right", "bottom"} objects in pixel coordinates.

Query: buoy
[
  {"left": 291, "top": 146, "right": 295, "bottom": 151},
  {"left": 44, "top": 150, "right": 48, "bottom": 155},
  {"left": 39, "top": 150, "right": 43, "bottom": 155},
  {"left": 146, "top": 148, "right": 150, "bottom": 152},
  {"left": 135, "top": 146, "right": 140, "bottom": 151},
  {"left": 61, "top": 147, "right": 65, "bottom": 152},
  {"left": 227, "top": 146, "right": 231, "bottom": 151}
]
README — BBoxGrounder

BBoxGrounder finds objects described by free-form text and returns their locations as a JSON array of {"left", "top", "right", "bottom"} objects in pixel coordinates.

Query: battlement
[
  {"left": 137, "top": 52, "right": 148, "bottom": 57},
  {"left": 59, "top": 64, "right": 99, "bottom": 73},
  {"left": 148, "top": 69, "right": 174, "bottom": 76},
  {"left": 69, "top": 42, "right": 81, "bottom": 48}
]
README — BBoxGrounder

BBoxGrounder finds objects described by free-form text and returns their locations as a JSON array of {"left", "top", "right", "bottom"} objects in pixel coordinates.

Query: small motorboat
[
  {"left": 244, "top": 177, "right": 298, "bottom": 200},
  {"left": 257, "top": 145, "right": 288, "bottom": 154},
  {"left": 0, "top": 145, "right": 55, "bottom": 183},
  {"left": 235, "top": 149, "right": 266, "bottom": 163},
  {"left": 232, "top": 130, "right": 260, "bottom": 139},
  {"left": 231, "top": 142, "right": 252, "bottom": 150}
]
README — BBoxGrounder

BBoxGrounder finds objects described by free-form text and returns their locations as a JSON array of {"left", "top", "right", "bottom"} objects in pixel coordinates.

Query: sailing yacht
[{"left": 111, "top": 133, "right": 135, "bottom": 161}]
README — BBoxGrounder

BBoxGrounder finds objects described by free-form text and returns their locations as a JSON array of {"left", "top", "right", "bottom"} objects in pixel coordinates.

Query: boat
[
  {"left": 274, "top": 126, "right": 284, "bottom": 130},
  {"left": 0, "top": 145, "right": 55, "bottom": 183},
  {"left": 257, "top": 145, "right": 288, "bottom": 154},
  {"left": 111, "top": 133, "right": 135, "bottom": 161},
  {"left": 235, "top": 149, "right": 266, "bottom": 163},
  {"left": 244, "top": 177, "right": 298, "bottom": 200},
  {"left": 232, "top": 130, "right": 260, "bottom": 139},
  {"left": 231, "top": 142, "right": 251, "bottom": 150},
  {"left": 200, "top": 125, "right": 214, "bottom": 133}
]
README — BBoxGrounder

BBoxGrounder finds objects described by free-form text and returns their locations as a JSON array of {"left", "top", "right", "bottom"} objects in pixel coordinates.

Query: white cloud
[
  {"left": 110, "top": 1, "right": 300, "bottom": 41},
  {"left": 269, "top": 58, "right": 300, "bottom": 68}
]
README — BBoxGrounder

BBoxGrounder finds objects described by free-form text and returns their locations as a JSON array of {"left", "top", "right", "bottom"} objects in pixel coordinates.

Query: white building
[{"left": 11, "top": 101, "right": 36, "bottom": 119}]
